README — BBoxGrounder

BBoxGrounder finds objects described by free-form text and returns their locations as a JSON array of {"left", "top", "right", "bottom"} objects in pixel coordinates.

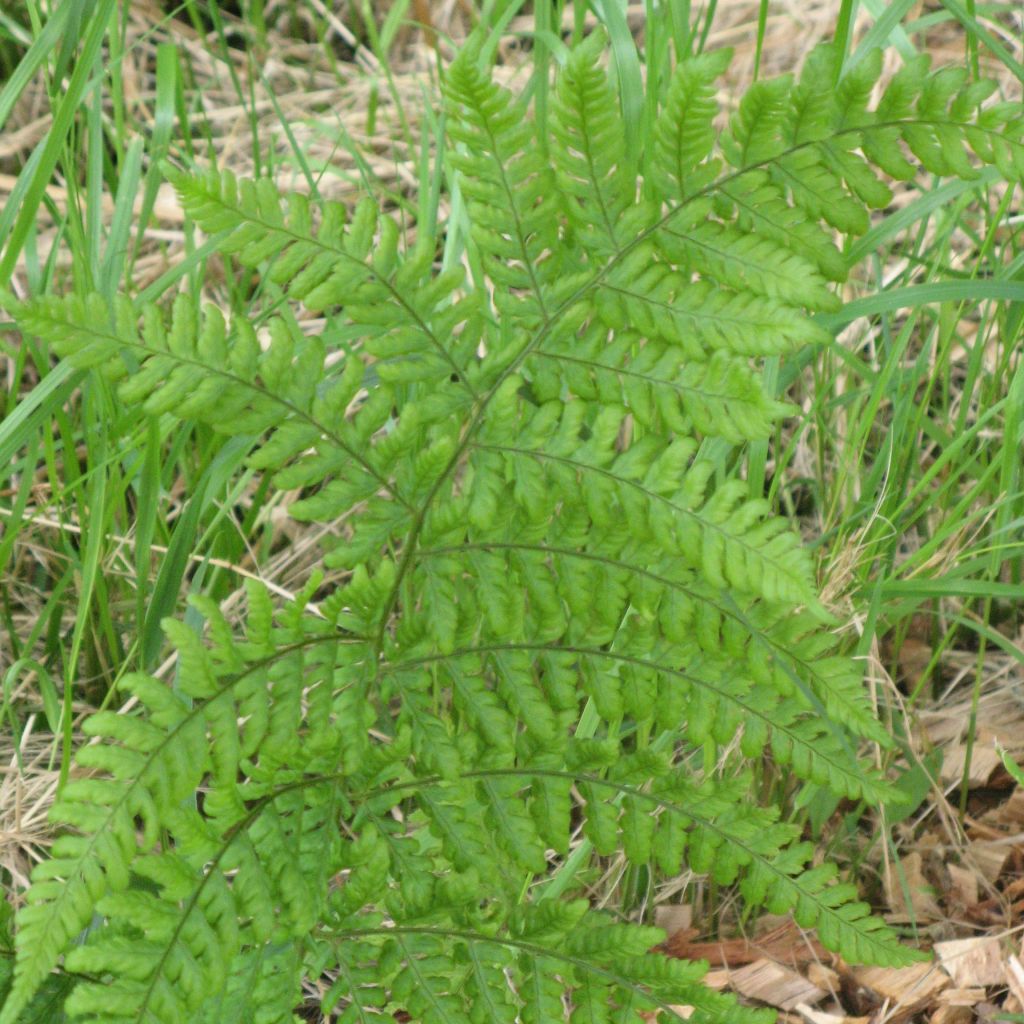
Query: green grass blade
[{"left": 0, "top": 0, "right": 118, "bottom": 288}]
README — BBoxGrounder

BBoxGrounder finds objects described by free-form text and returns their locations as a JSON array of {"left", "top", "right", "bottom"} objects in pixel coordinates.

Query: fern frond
[
  {"left": 467, "top": 440, "right": 818, "bottom": 606},
  {"left": 445, "top": 44, "right": 561, "bottom": 320},
  {"left": 652, "top": 48, "right": 731, "bottom": 200},
  {"left": 551, "top": 31, "right": 637, "bottom": 255},
  {"left": 198, "top": 945, "right": 303, "bottom": 1024},
  {"left": 12, "top": 27, "right": 1017, "bottom": 1023},
  {"left": 531, "top": 337, "right": 795, "bottom": 444},
  {"left": 332, "top": 924, "right": 740, "bottom": 1024},
  {"left": 0, "top": 674, "right": 207, "bottom": 1024}
]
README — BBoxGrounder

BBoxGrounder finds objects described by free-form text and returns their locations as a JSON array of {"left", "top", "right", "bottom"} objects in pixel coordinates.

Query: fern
[{"left": 5, "top": 30, "right": 1022, "bottom": 1024}]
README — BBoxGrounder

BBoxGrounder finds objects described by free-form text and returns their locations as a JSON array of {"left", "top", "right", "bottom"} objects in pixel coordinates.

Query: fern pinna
[{"left": 6, "top": 33, "right": 1022, "bottom": 1024}]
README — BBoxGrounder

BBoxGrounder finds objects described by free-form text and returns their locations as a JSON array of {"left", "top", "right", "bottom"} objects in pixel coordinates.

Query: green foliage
[{"left": 6, "top": 29, "right": 1022, "bottom": 1024}]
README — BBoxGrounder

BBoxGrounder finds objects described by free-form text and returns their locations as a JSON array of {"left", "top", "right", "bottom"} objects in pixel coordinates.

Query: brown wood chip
[
  {"left": 885, "top": 851, "right": 942, "bottom": 921},
  {"left": 934, "top": 937, "right": 1004, "bottom": 987},
  {"left": 729, "top": 958, "right": 827, "bottom": 1011},
  {"left": 936, "top": 987, "right": 986, "bottom": 1006},
  {"left": 794, "top": 1004, "right": 870, "bottom": 1024},
  {"left": 942, "top": 743, "right": 1003, "bottom": 789},
  {"left": 964, "top": 840, "right": 1012, "bottom": 884},
  {"left": 852, "top": 962, "right": 950, "bottom": 1017},
  {"left": 1005, "top": 954, "right": 1024, "bottom": 1007},
  {"left": 930, "top": 1004, "right": 972, "bottom": 1024},
  {"left": 945, "top": 862, "right": 980, "bottom": 908},
  {"left": 660, "top": 919, "right": 829, "bottom": 968}
]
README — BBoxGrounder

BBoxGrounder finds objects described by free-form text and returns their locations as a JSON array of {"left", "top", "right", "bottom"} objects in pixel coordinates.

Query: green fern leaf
[{"left": 12, "top": 25, "right": 1020, "bottom": 1024}]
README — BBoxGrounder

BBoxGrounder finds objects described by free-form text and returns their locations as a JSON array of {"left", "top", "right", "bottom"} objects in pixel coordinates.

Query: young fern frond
[{"left": 6, "top": 30, "right": 1022, "bottom": 1024}]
